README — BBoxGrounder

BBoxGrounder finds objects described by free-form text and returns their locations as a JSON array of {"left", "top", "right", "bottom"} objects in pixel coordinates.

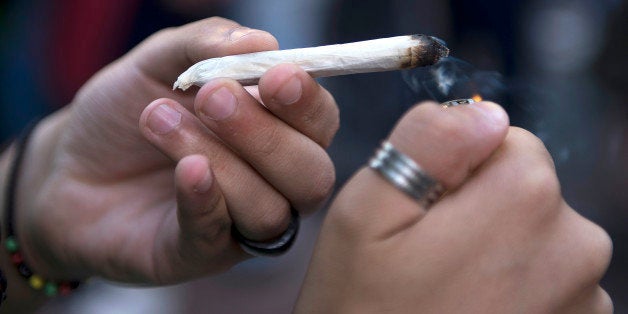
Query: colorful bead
[
  {"left": 5, "top": 237, "right": 19, "bottom": 252},
  {"left": 44, "top": 282, "right": 58, "bottom": 296},
  {"left": 29, "top": 275, "right": 45, "bottom": 290},
  {"left": 58, "top": 283, "right": 72, "bottom": 296},
  {"left": 0, "top": 269, "right": 6, "bottom": 304},
  {"left": 10, "top": 252, "right": 23, "bottom": 264},
  {"left": 17, "top": 263, "right": 33, "bottom": 278}
]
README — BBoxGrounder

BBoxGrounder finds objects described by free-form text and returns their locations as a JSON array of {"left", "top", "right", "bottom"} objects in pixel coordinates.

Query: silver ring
[
  {"left": 369, "top": 141, "right": 445, "bottom": 208},
  {"left": 441, "top": 98, "right": 475, "bottom": 108}
]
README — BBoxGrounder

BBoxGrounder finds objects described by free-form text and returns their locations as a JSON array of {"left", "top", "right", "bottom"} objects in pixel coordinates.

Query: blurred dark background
[{"left": 1, "top": 0, "right": 626, "bottom": 313}]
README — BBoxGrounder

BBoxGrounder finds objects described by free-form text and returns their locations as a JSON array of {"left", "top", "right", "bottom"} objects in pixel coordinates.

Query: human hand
[
  {"left": 296, "top": 101, "right": 612, "bottom": 313},
  {"left": 13, "top": 17, "right": 338, "bottom": 286}
]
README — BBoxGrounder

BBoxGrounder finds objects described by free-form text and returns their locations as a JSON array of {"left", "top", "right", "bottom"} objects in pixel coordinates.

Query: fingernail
[
  {"left": 194, "top": 169, "right": 213, "bottom": 194},
  {"left": 148, "top": 104, "right": 181, "bottom": 134},
  {"left": 474, "top": 101, "right": 508, "bottom": 125},
  {"left": 201, "top": 87, "right": 237, "bottom": 120},
  {"left": 274, "top": 75, "right": 302, "bottom": 105},
  {"left": 229, "top": 27, "right": 257, "bottom": 42}
]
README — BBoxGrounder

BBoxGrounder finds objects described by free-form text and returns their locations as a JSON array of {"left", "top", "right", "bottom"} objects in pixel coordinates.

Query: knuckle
[
  {"left": 323, "top": 111, "right": 341, "bottom": 147},
  {"left": 507, "top": 127, "right": 555, "bottom": 167},
  {"left": 300, "top": 97, "right": 326, "bottom": 127},
  {"left": 519, "top": 165, "right": 562, "bottom": 207},
  {"left": 396, "top": 103, "right": 429, "bottom": 133},
  {"left": 188, "top": 213, "right": 231, "bottom": 246},
  {"left": 499, "top": 128, "right": 562, "bottom": 214},
  {"left": 206, "top": 16, "right": 233, "bottom": 25},
  {"left": 580, "top": 222, "right": 613, "bottom": 283},
  {"left": 302, "top": 156, "right": 336, "bottom": 211},
  {"left": 254, "top": 202, "right": 292, "bottom": 239},
  {"left": 502, "top": 165, "right": 562, "bottom": 224},
  {"left": 195, "top": 17, "right": 239, "bottom": 35},
  {"left": 221, "top": 27, "right": 278, "bottom": 53},
  {"left": 140, "top": 27, "right": 180, "bottom": 56},
  {"left": 151, "top": 26, "right": 177, "bottom": 42},
  {"left": 559, "top": 287, "right": 613, "bottom": 314},
  {"left": 182, "top": 19, "right": 248, "bottom": 62},
  {"left": 597, "top": 289, "right": 614, "bottom": 314},
  {"left": 509, "top": 127, "right": 541, "bottom": 145},
  {"left": 304, "top": 93, "right": 340, "bottom": 147},
  {"left": 231, "top": 190, "right": 292, "bottom": 241},
  {"left": 183, "top": 36, "right": 210, "bottom": 64},
  {"left": 561, "top": 212, "right": 614, "bottom": 289}
]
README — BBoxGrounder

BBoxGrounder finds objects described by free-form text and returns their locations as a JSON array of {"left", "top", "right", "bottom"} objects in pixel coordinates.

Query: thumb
[{"left": 328, "top": 101, "right": 509, "bottom": 239}]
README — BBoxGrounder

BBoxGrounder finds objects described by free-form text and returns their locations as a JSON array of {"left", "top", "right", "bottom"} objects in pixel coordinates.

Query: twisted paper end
[{"left": 173, "top": 72, "right": 194, "bottom": 91}]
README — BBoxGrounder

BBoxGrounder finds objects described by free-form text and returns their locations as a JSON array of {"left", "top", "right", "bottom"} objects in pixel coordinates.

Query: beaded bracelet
[
  {"left": 0, "top": 269, "right": 6, "bottom": 306},
  {"left": 2, "top": 119, "right": 81, "bottom": 298}
]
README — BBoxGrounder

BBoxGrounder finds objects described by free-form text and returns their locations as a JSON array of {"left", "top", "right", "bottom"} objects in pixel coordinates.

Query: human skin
[
  {"left": 295, "top": 101, "right": 613, "bottom": 313},
  {"left": 0, "top": 16, "right": 612, "bottom": 314},
  {"left": 0, "top": 17, "right": 338, "bottom": 312}
]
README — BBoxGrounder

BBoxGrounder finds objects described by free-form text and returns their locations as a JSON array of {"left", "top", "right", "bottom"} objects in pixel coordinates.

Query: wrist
[
  {"left": 12, "top": 109, "right": 77, "bottom": 280},
  {"left": 0, "top": 109, "right": 80, "bottom": 312},
  {"left": 0, "top": 137, "right": 46, "bottom": 312}
]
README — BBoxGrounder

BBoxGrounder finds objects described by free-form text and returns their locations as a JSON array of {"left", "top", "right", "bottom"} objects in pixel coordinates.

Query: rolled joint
[{"left": 174, "top": 34, "right": 450, "bottom": 90}]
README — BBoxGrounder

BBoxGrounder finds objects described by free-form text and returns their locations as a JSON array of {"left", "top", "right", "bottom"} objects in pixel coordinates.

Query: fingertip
[
  {"left": 176, "top": 155, "right": 213, "bottom": 194},
  {"left": 195, "top": 78, "right": 240, "bottom": 103},
  {"left": 140, "top": 98, "right": 173, "bottom": 126},
  {"left": 472, "top": 101, "right": 510, "bottom": 131},
  {"left": 259, "top": 63, "right": 308, "bottom": 106},
  {"left": 140, "top": 99, "right": 184, "bottom": 137},
  {"left": 194, "top": 79, "right": 242, "bottom": 122},
  {"left": 465, "top": 101, "right": 510, "bottom": 156},
  {"left": 258, "top": 63, "right": 339, "bottom": 147}
]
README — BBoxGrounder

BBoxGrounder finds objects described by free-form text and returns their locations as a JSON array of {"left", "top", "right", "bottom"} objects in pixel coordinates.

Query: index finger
[{"left": 128, "top": 17, "right": 279, "bottom": 86}]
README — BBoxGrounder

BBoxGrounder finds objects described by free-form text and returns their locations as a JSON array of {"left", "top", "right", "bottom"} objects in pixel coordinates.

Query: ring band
[
  {"left": 231, "top": 207, "right": 299, "bottom": 257},
  {"left": 369, "top": 141, "right": 445, "bottom": 208},
  {"left": 441, "top": 98, "right": 475, "bottom": 107}
]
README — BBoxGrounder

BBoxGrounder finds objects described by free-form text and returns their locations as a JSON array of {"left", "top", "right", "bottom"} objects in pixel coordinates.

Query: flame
[{"left": 472, "top": 94, "right": 482, "bottom": 102}]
